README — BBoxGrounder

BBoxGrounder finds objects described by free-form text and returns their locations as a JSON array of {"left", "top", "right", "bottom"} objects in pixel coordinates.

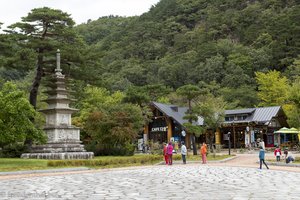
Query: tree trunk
[
  {"left": 29, "top": 54, "right": 44, "bottom": 109},
  {"left": 208, "top": 131, "right": 215, "bottom": 153},
  {"left": 188, "top": 99, "right": 197, "bottom": 155},
  {"left": 25, "top": 53, "right": 44, "bottom": 148},
  {"left": 191, "top": 133, "right": 197, "bottom": 155}
]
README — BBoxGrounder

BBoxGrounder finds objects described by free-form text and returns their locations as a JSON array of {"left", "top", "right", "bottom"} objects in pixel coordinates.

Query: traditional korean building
[
  {"left": 143, "top": 102, "right": 288, "bottom": 149},
  {"left": 143, "top": 102, "right": 203, "bottom": 149},
  {"left": 221, "top": 106, "right": 288, "bottom": 148}
]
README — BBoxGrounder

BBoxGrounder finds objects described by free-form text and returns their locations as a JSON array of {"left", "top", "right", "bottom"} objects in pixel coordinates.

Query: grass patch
[
  {"left": 172, "top": 154, "right": 232, "bottom": 161},
  {"left": 0, "top": 158, "right": 49, "bottom": 172},
  {"left": 47, "top": 154, "right": 162, "bottom": 168},
  {"left": 267, "top": 157, "right": 300, "bottom": 164},
  {"left": 0, "top": 154, "right": 233, "bottom": 172}
]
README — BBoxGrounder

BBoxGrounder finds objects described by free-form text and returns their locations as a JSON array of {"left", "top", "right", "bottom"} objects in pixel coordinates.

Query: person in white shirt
[
  {"left": 181, "top": 142, "right": 187, "bottom": 164},
  {"left": 259, "top": 139, "right": 265, "bottom": 150}
]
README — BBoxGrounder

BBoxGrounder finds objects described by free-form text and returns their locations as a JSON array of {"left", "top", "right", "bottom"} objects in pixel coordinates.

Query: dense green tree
[
  {"left": 176, "top": 84, "right": 202, "bottom": 155},
  {"left": 286, "top": 78, "right": 300, "bottom": 128},
  {"left": 255, "top": 70, "right": 289, "bottom": 106},
  {"left": 123, "top": 86, "right": 150, "bottom": 107},
  {"left": 221, "top": 86, "right": 258, "bottom": 109},
  {"left": 7, "top": 7, "right": 83, "bottom": 109},
  {"left": 194, "top": 95, "right": 226, "bottom": 152},
  {"left": 0, "top": 82, "right": 45, "bottom": 149},
  {"left": 74, "top": 85, "right": 145, "bottom": 155},
  {"left": 285, "top": 56, "right": 300, "bottom": 81},
  {"left": 84, "top": 103, "right": 144, "bottom": 155}
]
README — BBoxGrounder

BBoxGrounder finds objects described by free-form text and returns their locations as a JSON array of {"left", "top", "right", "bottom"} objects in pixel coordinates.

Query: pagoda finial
[{"left": 55, "top": 49, "right": 63, "bottom": 76}]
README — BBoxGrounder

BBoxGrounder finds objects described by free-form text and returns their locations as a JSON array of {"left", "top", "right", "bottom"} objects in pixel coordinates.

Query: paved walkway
[
  {"left": 1, "top": 164, "right": 300, "bottom": 199},
  {"left": 1, "top": 153, "right": 300, "bottom": 199}
]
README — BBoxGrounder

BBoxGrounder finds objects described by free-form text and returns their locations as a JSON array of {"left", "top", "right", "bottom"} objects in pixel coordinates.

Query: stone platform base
[{"left": 21, "top": 152, "right": 94, "bottom": 160}]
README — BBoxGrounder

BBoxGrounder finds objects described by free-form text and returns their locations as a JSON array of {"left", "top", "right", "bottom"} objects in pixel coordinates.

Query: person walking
[
  {"left": 274, "top": 146, "right": 281, "bottom": 162},
  {"left": 181, "top": 142, "right": 187, "bottom": 164},
  {"left": 200, "top": 142, "right": 207, "bottom": 164},
  {"left": 259, "top": 146, "right": 269, "bottom": 169},
  {"left": 259, "top": 139, "right": 265, "bottom": 150},
  {"left": 163, "top": 143, "right": 169, "bottom": 165},
  {"left": 167, "top": 142, "right": 173, "bottom": 165}
]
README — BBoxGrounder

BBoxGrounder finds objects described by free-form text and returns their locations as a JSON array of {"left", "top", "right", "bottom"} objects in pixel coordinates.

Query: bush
[
  {"left": 85, "top": 142, "right": 135, "bottom": 156},
  {"left": 47, "top": 155, "right": 162, "bottom": 167},
  {"left": 147, "top": 141, "right": 163, "bottom": 155},
  {"left": 0, "top": 144, "right": 28, "bottom": 158}
]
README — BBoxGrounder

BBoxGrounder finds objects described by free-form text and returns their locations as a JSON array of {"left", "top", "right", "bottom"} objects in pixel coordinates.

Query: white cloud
[{"left": 0, "top": 0, "right": 160, "bottom": 28}]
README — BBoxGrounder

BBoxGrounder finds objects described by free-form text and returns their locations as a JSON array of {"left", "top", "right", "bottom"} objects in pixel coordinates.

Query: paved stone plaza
[{"left": 1, "top": 164, "right": 300, "bottom": 200}]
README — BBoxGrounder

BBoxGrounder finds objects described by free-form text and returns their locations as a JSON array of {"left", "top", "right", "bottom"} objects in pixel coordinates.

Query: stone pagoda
[{"left": 21, "top": 50, "right": 94, "bottom": 159}]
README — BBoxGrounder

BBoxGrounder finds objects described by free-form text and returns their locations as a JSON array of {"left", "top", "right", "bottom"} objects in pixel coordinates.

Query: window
[
  {"left": 225, "top": 116, "right": 234, "bottom": 121},
  {"left": 237, "top": 115, "right": 247, "bottom": 120}
]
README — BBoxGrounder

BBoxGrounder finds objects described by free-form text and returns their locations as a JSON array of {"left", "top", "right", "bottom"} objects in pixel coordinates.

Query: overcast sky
[{"left": 0, "top": 0, "right": 160, "bottom": 28}]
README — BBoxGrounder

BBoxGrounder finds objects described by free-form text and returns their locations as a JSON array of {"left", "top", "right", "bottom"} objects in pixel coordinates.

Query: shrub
[
  {"left": 47, "top": 155, "right": 162, "bottom": 167},
  {"left": 84, "top": 142, "right": 135, "bottom": 156},
  {"left": 0, "top": 144, "right": 28, "bottom": 158}
]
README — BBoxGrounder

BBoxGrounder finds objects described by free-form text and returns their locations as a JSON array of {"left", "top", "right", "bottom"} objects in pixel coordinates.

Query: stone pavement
[
  {"left": 1, "top": 162, "right": 300, "bottom": 200},
  {"left": 1, "top": 153, "right": 300, "bottom": 200}
]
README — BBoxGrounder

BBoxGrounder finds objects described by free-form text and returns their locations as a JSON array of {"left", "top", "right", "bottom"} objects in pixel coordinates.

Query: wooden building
[
  {"left": 221, "top": 106, "right": 288, "bottom": 148},
  {"left": 143, "top": 102, "right": 203, "bottom": 149},
  {"left": 143, "top": 102, "right": 288, "bottom": 149}
]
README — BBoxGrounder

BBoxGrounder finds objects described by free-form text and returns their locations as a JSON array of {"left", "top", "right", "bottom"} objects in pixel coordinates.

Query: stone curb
[
  {"left": 0, "top": 167, "right": 90, "bottom": 176},
  {"left": 156, "top": 155, "right": 237, "bottom": 165},
  {"left": 257, "top": 161, "right": 300, "bottom": 168}
]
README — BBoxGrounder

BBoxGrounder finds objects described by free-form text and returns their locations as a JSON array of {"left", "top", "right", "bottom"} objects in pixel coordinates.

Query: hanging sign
[{"left": 151, "top": 126, "right": 167, "bottom": 132}]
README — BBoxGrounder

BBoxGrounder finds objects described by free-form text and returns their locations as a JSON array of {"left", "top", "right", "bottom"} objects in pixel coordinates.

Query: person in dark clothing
[
  {"left": 286, "top": 155, "right": 295, "bottom": 164},
  {"left": 259, "top": 146, "right": 269, "bottom": 169}
]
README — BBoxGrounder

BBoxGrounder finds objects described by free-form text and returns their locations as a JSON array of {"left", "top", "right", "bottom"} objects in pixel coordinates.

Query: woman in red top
[
  {"left": 167, "top": 142, "right": 174, "bottom": 165},
  {"left": 163, "top": 143, "right": 169, "bottom": 165}
]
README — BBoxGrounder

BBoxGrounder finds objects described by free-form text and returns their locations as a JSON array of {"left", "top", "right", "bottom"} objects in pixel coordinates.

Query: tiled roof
[
  {"left": 225, "top": 108, "right": 255, "bottom": 115},
  {"left": 251, "top": 106, "right": 281, "bottom": 123},
  {"left": 151, "top": 102, "right": 204, "bottom": 126},
  {"left": 152, "top": 102, "right": 282, "bottom": 126},
  {"left": 225, "top": 106, "right": 281, "bottom": 124}
]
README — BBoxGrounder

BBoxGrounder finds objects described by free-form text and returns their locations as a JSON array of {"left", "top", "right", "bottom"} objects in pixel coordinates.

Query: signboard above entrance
[{"left": 151, "top": 127, "right": 167, "bottom": 132}]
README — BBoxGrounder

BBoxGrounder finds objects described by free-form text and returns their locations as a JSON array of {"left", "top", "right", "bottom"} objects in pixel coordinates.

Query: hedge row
[{"left": 47, "top": 155, "right": 163, "bottom": 167}]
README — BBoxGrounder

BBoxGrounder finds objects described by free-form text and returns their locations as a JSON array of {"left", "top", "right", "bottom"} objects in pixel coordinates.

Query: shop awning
[
  {"left": 274, "top": 127, "right": 300, "bottom": 143},
  {"left": 274, "top": 127, "right": 300, "bottom": 134}
]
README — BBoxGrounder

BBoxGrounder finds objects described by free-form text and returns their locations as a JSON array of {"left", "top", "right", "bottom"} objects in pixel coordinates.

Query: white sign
[
  {"left": 223, "top": 133, "right": 229, "bottom": 140},
  {"left": 245, "top": 133, "right": 250, "bottom": 146},
  {"left": 251, "top": 130, "right": 255, "bottom": 143},
  {"left": 138, "top": 139, "right": 143, "bottom": 151},
  {"left": 151, "top": 127, "right": 167, "bottom": 132}
]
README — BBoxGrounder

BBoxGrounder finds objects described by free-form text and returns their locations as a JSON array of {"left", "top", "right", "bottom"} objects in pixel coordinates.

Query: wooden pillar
[
  {"left": 215, "top": 128, "right": 221, "bottom": 145},
  {"left": 167, "top": 118, "right": 172, "bottom": 142},
  {"left": 186, "top": 133, "right": 191, "bottom": 149},
  {"left": 143, "top": 125, "right": 149, "bottom": 143},
  {"left": 233, "top": 126, "right": 236, "bottom": 149}
]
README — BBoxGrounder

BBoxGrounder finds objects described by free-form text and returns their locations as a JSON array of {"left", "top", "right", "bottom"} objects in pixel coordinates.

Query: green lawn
[
  {"left": 0, "top": 154, "right": 233, "bottom": 172},
  {"left": 0, "top": 158, "right": 50, "bottom": 172},
  {"left": 173, "top": 154, "right": 232, "bottom": 161}
]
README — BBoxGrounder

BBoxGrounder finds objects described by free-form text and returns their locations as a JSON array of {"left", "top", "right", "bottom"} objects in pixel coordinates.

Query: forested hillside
[
  {"left": 74, "top": 0, "right": 300, "bottom": 108},
  {"left": 0, "top": 0, "right": 299, "bottom": 110}
]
